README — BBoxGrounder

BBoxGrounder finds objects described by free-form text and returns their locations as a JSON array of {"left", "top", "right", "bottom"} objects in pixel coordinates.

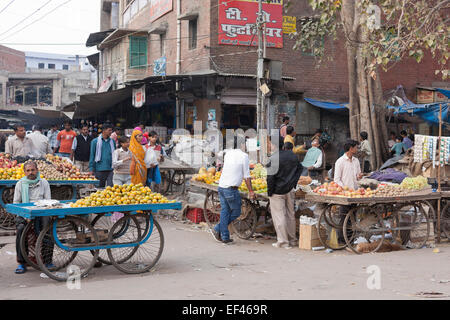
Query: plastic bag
[{"left": 144, "top": 148, "right": 158, "bottom": 167}]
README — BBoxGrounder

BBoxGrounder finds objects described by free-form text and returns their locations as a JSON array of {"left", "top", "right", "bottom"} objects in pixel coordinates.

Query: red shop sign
[{"left": 218, "top": 0, "right": 283, "bottom": 48}]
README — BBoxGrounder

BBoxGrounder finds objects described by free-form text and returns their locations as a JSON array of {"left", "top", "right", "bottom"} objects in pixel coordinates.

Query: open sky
[{"left": 0, "top": 0, "right": 100, "bottom": 56}]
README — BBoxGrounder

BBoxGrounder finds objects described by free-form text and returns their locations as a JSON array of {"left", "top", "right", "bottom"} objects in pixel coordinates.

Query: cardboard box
[{"left": 299, "top": 224, "right": 326, "bottom": 250}]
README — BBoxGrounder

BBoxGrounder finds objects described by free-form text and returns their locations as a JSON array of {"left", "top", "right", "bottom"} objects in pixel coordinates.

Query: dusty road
[{"left": 0, "top": 216, "right": 449, "bottom": 300}]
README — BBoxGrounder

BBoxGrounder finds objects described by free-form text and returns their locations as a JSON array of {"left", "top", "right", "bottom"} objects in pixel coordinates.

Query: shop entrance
[{"left": 221, "top": 104, "right": 256, "bottom": 130}]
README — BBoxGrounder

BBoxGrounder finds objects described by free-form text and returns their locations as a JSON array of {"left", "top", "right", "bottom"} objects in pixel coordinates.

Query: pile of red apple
[
  {"left": 0, "top": 154, "right": 18, "bottom": 169},
  {"left": 313, "top": 182, "right": 375, "bottom": 198}
]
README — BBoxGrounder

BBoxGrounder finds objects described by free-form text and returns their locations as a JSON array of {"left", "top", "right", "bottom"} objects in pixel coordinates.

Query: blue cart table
[
  {"left": 6, "top": 201, "right": 181, "bottom": 281},
  {"left": 0, "top": 180, "right": 99, "bottom": 230}
]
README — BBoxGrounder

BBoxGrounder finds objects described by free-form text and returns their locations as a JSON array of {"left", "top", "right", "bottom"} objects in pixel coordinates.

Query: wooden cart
[
  {"left": 158, "top": 159, "right": 195, "bottom": 196},
  {"left": 190, "top": 180, "right": 268, "bottom": 240},
  {"left": 305, "top": 192, "right": 441, "bottom": 254}
]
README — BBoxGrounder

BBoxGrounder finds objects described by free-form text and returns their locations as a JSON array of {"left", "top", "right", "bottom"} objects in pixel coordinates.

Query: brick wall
[{"left": 0, "top": 45, "right": 25, "bottom": 73}]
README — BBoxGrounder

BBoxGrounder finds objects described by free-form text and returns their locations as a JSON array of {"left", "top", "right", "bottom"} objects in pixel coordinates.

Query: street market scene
[{"left": 0, "top": 0, "right": 449, "bottom": 304}]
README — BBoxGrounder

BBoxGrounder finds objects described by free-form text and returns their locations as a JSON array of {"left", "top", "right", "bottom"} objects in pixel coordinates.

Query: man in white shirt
[
  {"left": 47, "top": 124, "right": 59, "bottom": 153},
  {"left": 211, "top": 137, "right": 255, "bottom": 244},
  {"left": 27, "top": 125, "right": 51, "bottom": 158},
  {"left": 334, "top": 139, "right": 363, "bottom": 244},
  {"left": 334, "top": 140, "right": 363, "bottom": 190}
]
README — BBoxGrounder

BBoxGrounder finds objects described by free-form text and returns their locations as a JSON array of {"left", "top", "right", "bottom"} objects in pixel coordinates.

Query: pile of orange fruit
[
  {"left": 0, "top": 165, "right": 25, "bottom": 180},
  {"left": 70, "top": 183, "right": 176, "bottom": 208}
]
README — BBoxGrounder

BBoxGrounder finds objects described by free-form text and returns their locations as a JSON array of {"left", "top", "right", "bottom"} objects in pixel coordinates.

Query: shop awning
[
  {"left": 305, "top": 98, "right": 348, "bottom": 110},
  {"left": 86, "top": 29, "right": 115, "bottom": 47},
  {"left": 32, "top": 108, "right": 70, "bottom": 119},
  {"left": 74, "top": 87, "right": 132, "bottom": 119},
  {"left": 98, "top": 28, "right": 148, "bottom": 50}
]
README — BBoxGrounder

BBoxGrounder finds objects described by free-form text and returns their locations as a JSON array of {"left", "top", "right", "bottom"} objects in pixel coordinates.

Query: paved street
[{"left": 0, "top": 216, "right": 449, "bottom": 300}]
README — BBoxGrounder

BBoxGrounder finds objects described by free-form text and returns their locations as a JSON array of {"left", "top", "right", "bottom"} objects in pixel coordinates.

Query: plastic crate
[{"left": 186, "top": 208, "right": 205, "bottom": 224}]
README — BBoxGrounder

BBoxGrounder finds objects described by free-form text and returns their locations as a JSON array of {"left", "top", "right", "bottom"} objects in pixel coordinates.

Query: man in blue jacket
[{"left": 89, "top": 123, "right": 115, "bottom": 188}]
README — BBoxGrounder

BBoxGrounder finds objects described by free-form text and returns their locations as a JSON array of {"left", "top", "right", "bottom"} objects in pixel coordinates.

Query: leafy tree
[{"left": 288, "top": 0, "right": 449, "bottom": 168}]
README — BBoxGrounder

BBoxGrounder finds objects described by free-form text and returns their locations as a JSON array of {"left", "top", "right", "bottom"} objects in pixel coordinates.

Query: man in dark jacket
[
  {"left": 70, "top": 124, "right": 93, "bottom": 172},
  {"left": 267, "top": 138, "right": 303, "bottom": 249}
]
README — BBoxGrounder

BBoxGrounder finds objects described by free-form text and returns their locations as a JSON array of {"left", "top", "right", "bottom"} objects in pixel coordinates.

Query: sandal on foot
[{"left": 15, "top": 264, "right": 27, "bottom": 274}]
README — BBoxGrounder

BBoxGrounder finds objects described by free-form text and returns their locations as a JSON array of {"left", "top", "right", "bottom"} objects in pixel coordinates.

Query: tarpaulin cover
[
  {"left": 437, "top": 88, "right": 450, "bottom": 99},
  {"left": 388, "top": 101, "right": 449, "bottom": 125},
  {"left": 304, "top": 98, "right": 348, "bottom": 110}
]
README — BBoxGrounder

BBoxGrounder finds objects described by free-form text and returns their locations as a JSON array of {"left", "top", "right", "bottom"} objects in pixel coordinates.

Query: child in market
[
  {"left": 146, "top": 131, "right": 165, "bottom": 190},
  {"left": 112, "top": 136, "right": 132, "bottom": 185},
  {"left": 391, "top": 136, "right": 407, "bottom": 158}
]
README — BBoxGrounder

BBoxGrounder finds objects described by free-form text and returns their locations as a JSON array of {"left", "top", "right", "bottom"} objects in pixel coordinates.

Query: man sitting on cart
[{"left": 13, "top": 161, "right": 52, "bottom": 274}]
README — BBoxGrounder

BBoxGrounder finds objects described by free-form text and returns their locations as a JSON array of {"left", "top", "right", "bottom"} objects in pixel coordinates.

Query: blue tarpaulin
[
  {"left": 388, "top": 101, "right": 449, "bottom": 125},
  {"left": 437, "top": 88, "right": 450, "bottom": 99},
  {"left": 305, "top": 98, "right": 348, "bottom": 110}
]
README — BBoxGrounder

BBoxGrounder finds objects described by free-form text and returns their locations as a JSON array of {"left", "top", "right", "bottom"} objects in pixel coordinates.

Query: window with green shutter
[{"left": 129, "top": 36, "right": 148, "bottom": 68}]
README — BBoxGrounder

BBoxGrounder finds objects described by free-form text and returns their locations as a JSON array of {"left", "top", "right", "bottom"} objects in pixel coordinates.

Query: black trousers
[
  {"left": 95, "top": 170, "right": 114, "bottom": 188},
  {"left": 16, "top": 216, "right": 54, "bottom": 265}
]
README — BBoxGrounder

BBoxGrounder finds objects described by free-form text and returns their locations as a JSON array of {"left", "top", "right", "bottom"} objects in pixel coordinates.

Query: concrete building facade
[{"left": 0, "top": 48, "right": 97, "bottom": 113}]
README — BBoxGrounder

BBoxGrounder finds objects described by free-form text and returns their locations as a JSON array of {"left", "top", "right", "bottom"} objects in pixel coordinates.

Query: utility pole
[{"left": 256, "top": 0, "right": 264, "bottom": 134}]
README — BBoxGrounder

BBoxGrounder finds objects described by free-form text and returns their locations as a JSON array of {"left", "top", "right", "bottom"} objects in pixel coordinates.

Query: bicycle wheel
[
  {"left": 108, "top": 213, "right": 164, "bottom": 274},
  {"left": 343, "top": 206, "right": 386, "bottom": 254},
  {"left": 203, "top": 191, "right": 221, "bottom": 228},
  {"left": 323, "top": 204, "right": 346, "bottom": 229},
  {"left": 442, "top": 202, "right": 450, "bottom": 240},
  {"left": 231, "top": 199, "right": 257, "bottom": 240},
  {"left": 90, "top": 213, "right": 129, "bottom": 265},
  {"left": 396, "top": 202, "right": 430, "bottom": 249},
  {"left": 36, "top": 217, "right": 99, "bottom": 282},
  {"left": 316, "top": 205, "right": 347, "bottom": 250},
  {"left": 19, "top": 220, "right": 40, "bottom": 270}
]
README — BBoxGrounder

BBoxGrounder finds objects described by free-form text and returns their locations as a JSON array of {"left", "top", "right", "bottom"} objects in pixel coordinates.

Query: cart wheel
[
  {"left": 159, "top": 171, "right": 171, "bottom": 195},
  {"left": 0, "top": 188, "right": 15, "bottom": 230},
  {"left": 36, "top": 217, "right": 99, "bottom": 282},
  {"left": 203, "top": 191, "right": 221, "bottom": 228},
  {"left": 322, "top": 205, "right": 346, "bottom": 229},
  {"left": 90, "top": 213, "right": 131, "bottom": 265},
  {"left": 171, "top": 170, "right": 186, "bottom": 186},
  {"left": 395, "top": 203, "right": 431, "bottom": 249},
  {"left": 317, "top": 205, "right": 347, "bottom": 250},
  {"left": 231, "top": 199, "right": 257, "bottom": 240},
  {"left": 19, "top": 220, "right": 40, "bottom": 271},
  {"left": 107, "top": 213, "right": 164, "bottom": 274},
  {"left": 442, "top": 202, "right": 450, "bottom": 240},
  {"left": 343, "top": 206, "right": 386, "bottom": 254}
]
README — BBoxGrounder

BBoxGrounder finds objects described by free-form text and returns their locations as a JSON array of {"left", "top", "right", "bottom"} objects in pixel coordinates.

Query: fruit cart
[
  {"left": 158, "top": 159, "right": 194, "bottom": 196},
  {"left": 190, "top": 180, "right": 268, "bottom": 240},
  {"left": 6, "top": 200, "right": 182, "bottom": 281},
  {"left": 0, "top": 180, "right": 99, "bottom": 230},
  {"left": 305, "top": 191, "right": 441, "bottom": 254}
]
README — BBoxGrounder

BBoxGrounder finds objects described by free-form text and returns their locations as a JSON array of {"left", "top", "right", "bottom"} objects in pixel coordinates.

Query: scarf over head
[
  {"left": 129, "top": 130, "right": 147, "bottom": 185},
  {"left": 20, "top": 174, "right": 41, "bottom": 203}
]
